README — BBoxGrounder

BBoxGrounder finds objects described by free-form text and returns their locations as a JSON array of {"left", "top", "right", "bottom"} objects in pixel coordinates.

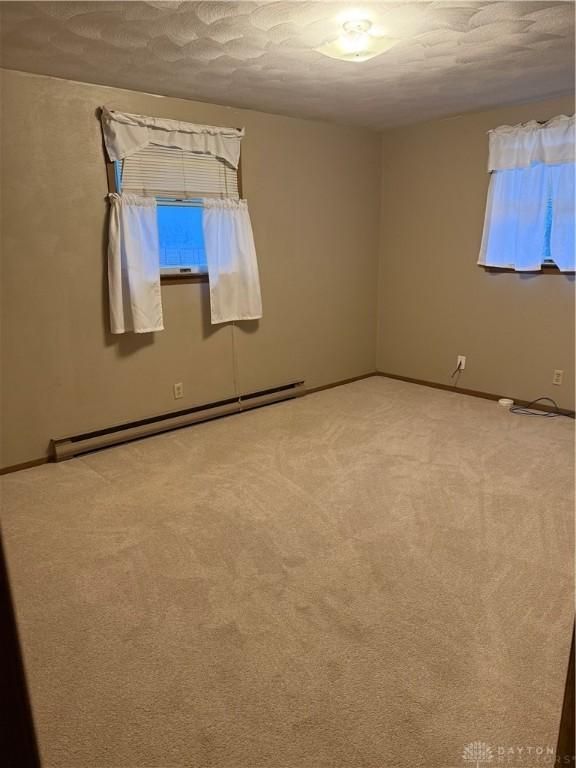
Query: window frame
[
  {"left": 481, "top": 263, "right": 573, "bottom": 275},
  {"left": 105, "top": 150, "right": 243, "bottom": 285}
]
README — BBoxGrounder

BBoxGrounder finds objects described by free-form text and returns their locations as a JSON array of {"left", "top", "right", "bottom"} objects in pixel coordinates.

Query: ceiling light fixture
[{"left": 317, "top": 17, "right": 399, "bottom": 63}]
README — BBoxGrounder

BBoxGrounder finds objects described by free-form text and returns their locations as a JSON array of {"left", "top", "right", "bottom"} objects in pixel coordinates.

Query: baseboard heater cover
[{"left": 51, "top": 380, "right": 306, "bottom": 461}]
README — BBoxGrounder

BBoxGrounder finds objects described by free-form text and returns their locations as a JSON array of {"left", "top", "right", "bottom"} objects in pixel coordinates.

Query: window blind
[{"left": 118, "top": 145, "right": 239, "bottom": 198}]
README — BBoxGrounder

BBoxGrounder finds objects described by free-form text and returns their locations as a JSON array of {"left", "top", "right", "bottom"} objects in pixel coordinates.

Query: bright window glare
[{"left": 157, "top": 205, "right": 207, "bottom": 271}]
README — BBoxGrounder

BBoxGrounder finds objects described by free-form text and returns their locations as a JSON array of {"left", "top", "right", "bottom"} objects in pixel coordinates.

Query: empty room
[{"left": 0, "top": 2, "right": 574, "bottom": 767}]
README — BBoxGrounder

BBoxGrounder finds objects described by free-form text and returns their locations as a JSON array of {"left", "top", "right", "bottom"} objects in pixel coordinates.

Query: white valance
[
  {"left": 101, "top": 107, "right": 244, "bottom": 169},
  {"left": 488, "top": 114, "right": 574, "bottom": 171}
]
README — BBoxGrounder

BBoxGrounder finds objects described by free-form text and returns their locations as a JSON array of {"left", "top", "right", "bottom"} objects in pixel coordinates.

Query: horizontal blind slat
[{"left": 120, "top": 145, "right": 239, "bottom": 198}]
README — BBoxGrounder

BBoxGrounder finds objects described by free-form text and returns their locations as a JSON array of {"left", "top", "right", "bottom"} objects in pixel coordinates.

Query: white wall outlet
[
  {"left": 173, "top": 382, "right": 184, "bottom": 399},
  {"left": 457, "top": 355, "right": 466, "bottom": 371},
  {"left": 552, "top": 369, "right": 564, "bottom": 386}
]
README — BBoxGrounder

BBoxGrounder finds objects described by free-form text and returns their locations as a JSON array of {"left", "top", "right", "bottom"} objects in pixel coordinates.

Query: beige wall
[
  {"left": 377, "top": 95, "right": 575, "bottom": 409},
  {"left": 1, "top": 70, "right": 573, "bottom": 468},
  {"left": 0, "top": 69, "right": 381, "bottom": 468}
]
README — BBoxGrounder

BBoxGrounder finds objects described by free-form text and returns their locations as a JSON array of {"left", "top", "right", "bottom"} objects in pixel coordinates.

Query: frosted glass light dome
[{"left": 317, "top": 18, "right": 399, "bottom": 63}]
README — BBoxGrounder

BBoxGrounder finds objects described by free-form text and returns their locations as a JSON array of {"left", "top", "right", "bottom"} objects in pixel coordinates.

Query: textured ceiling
[{"left": 0, "top": 1, "right": 574, "bottom": 129}]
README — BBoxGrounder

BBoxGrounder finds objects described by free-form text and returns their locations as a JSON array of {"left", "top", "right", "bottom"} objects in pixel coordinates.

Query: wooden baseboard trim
[
  {"left": 0, "top": 457, "right": 50, "bottom": 476},
  {"left": 306, "top": 372, "right": 377, "bottom": 395},
  {"left": 5, "top": 369, "right": 569, "bottom": 474},
  {"left": 0, "top": 373, "right": 379, "bottom": 475},
  {"left": 376, "top": 371, "right": 575, "bottom": 418}
]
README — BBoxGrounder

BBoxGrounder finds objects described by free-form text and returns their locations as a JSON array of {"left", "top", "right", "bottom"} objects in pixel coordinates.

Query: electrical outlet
[
  {"left": 173, "top": 382, "right": 184, "bottom": 399},
  {"left": 552, "top": 369, "right": 564, "bottom": 386},
  {"left": 457, "top": 355, "right": 466, "bottom": 371}
]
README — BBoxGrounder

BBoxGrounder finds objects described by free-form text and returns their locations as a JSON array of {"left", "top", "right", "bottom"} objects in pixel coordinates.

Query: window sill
[
  {"left": 480, "top": 265, "right": 574, "bottom": 275},
  {"left": 161, "top": 273, "right": 208, "bottom": 285}
]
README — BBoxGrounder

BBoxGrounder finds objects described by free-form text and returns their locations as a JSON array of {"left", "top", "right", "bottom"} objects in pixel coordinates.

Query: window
[
  {"left": 478, "top": 115, "right": 574, "bottom": 273},
  {"left": 157, "top": 203, "right": 206, "bottom": 274},
  {"left": 114, "top": 145, "right": 240, "bottom": 277},
  {"left": 480, "top": 161, "right": 574, "bottom": 272},
  {"left": 102, "top": 110, "right": 261, "bottom": 329}
]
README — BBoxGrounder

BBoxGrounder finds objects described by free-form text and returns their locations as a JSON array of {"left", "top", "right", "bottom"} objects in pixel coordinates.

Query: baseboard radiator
[{"left": 51, "top": 380, "right": 306, "bottom": 462}]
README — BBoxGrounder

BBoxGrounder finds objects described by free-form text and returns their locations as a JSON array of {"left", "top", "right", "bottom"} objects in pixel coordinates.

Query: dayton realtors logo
[
  {"left": 461, "top": 741, "right": 563, "bottom": 766},
  {"left": 463, "top": 742, "right": 494, "bottom": 767}
]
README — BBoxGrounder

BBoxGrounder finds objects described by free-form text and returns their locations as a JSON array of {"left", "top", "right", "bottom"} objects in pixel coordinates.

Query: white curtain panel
[
  {"left": 479, "top": 114, "right": 575, "bottom": 272},
  {"left": 549, "top": 162, "right": 576, "bottom": 272},
  {"left": 203, "top": 199, "right": 263, "bottom": 324},
  {"left": 108, "top": 193, "right": 164, "bottom": 334},
  {"left": 479, "top": 164, "right": 550, "bottom": 271},
  {"left": 101, "top": 107, "right": 243, "bottom": 169}
]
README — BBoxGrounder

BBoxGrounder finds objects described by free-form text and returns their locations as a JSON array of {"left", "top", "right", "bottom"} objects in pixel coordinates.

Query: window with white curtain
[
  {"left": 114, "top": 145, "right": 240, "bottom": 276},
  {"left": 102, "top": 108, "right": 262, "bottom": 331},
  {"left": 478, "top": 115, "right": 575, "bottom": 273}
]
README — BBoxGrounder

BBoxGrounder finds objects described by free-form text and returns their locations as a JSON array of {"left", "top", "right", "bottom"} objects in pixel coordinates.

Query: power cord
[
  {"left": 450, "top": 360, "right": 463, "bottom": 382},
  {"left": 447, "top": 362, "right": 567, "bottom": 418},
  {"left": 510, "top": 397, "right": 562, "bottom": 417},
  {"left": 230, "top": 320, "right": 240, "bottom": 400}
]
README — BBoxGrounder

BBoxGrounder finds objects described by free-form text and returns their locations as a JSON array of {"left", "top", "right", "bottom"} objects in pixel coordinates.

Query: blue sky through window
[{"left": 157, "top": 205, "right": 207, "bottom": 270}]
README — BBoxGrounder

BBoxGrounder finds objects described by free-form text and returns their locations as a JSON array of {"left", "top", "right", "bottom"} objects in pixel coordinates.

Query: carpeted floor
[{"left": 1, "top": 377, "right": 574, "bottom": 768}]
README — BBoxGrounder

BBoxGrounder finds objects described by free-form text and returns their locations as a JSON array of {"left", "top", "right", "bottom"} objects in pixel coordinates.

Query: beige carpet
[{"left": 1, "top": 377, "right": 573, "bottom": 768}]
